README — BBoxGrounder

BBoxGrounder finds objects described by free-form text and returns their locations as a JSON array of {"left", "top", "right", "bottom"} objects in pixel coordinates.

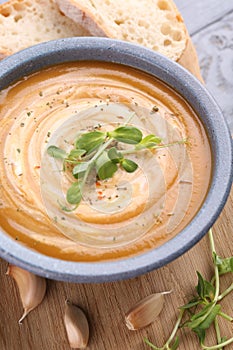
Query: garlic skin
[
  {"left": 64, "top": 300, "right": 89, "bottom": 349},
  {"left": 6, "top": 265, "right": 46, "bottom": 324},
  {"left": 125, "top": 292, "right": 170, "bottom": 330}
]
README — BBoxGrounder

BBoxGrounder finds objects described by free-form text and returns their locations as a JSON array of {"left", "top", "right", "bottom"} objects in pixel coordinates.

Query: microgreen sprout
[
  {"left": 145, "top": 229, "right": 233, "bottom": 350},
  {"left": 47, "top": 119, "right": 187, "bottom": 211}
]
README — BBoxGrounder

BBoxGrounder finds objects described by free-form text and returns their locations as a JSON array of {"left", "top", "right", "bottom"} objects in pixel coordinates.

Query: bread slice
[
  {"left": 55, "top": 0, "right": 187, "bottom": 61},
  {"left": 0, "top": 0, "right": 90, "bottom": 57},
  {"left": 0, "top": 0, "right": 203, "bottom": 81}
]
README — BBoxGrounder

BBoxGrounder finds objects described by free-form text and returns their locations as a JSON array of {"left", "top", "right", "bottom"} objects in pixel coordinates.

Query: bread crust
[
  {"left": 177, "top": 35, "right": 204, "bottom": 82},
  {"left": 56, "top": 0, "right": 202, "bottom": 80},
  {"left": 56, "top": 0, "right": 187, "bottom": 61},
  {"left": 0, "top": 50, "right": 12, "bottom": 59},
  {"left": 57, "top": 0, "right": 108, "bottom": 37}
]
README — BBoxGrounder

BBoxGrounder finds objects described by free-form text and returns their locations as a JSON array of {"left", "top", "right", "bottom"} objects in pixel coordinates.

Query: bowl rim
[{"left": 0, "top": 37, "right": 232, "bottom": 283}]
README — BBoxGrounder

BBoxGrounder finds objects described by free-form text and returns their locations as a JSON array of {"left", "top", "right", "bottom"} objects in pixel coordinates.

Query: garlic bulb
[
  {"left": 6, "top": 265, "right": 46, "bottom": 324},
  {"left": 64, "top": 300, "right": 89, "bottom": 349},
  {"left": 125, "top": 291, "right": 171, "bottom": 330}
]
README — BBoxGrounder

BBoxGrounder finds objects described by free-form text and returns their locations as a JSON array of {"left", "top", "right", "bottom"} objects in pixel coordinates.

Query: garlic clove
[
  {"left": 125, "top": 291, "right": 171, "bottom": 330},
  {"left": 64, "top": 300, "right": 89, "bottom": 349},
  {"left": 6, "top": 265, "right": 46, "bottom": 324}
]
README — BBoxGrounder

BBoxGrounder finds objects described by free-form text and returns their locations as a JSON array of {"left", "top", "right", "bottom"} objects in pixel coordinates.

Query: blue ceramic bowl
[{"left": 0, "top": 38, "right": 232, "bottom": 282}]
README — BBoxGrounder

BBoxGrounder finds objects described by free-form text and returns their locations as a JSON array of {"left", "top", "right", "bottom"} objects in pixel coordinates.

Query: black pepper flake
[
  {"left": 39, "top": 91, "right": 43, "bottom": 97},
  {"left": 16, "top": 148, "right": 21, "bottom": 153},
  {"left": 27, "top": 111, "right": 32, "bottom": 116},
  {"left": 20, "top": 123, "right": 25, "bottom": 127},
  {"left": 88, "top": 198, "right": 93, "bottom": 205},
  {"left": 151, "top": 105, "right": 159, "bottom": 113},
  {"left": 47, "top": 132, "right": 51, "bottom": 137}
]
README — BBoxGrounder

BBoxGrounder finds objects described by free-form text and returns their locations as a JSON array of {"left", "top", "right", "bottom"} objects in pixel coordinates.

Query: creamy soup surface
[{"left": 0, "top": 62, "right": 212, "bottom": 261}]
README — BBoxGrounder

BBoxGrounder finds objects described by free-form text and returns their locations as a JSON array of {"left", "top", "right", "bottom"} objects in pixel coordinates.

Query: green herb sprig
[
  {"left": 144, "top": 229, "right": 233, "bottom": 350},
  {"left": 47, "top": 122, "right": 186, "bottom": 211}
]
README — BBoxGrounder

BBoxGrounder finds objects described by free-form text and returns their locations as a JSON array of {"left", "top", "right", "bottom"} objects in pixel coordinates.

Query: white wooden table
[{"left": 176, "top": 0, "right": 233, "bottom": 131}]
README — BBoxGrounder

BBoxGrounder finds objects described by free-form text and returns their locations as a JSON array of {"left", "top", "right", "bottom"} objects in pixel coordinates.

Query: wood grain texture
[
  {"left": 0, "top": 1, "right": 233, "bottom": 349},
  {"left": 176, "top": 0, "right": 233, "bottom": 35},
  {"left": 192, "top": 11, "right": 233, "bottom": 131}
]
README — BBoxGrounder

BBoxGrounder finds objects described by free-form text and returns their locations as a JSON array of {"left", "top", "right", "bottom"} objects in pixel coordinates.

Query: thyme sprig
[
  {"left": 47, "top": 122, "right": 186, "bottom": 211},
  {"left": 145, "top": 229, "right": 233, "bottom": 350}
]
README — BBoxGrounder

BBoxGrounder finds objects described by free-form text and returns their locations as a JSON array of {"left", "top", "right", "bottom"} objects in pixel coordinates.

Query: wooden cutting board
[{"left": 0, "top": 2, "right": 233, "bottom": 350}]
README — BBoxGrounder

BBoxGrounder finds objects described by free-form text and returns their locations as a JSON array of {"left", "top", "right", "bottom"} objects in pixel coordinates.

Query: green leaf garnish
[
  {"left": 66, "top": 182, "right": 82, "bottom": 205},
  {"left": 196, "top": 271, "right": 207, "bottom": 299},
  {"left": 196, "top": 271, "right": 215, "bottom": 301},
  {"left": 67, "top": 149, "right": 86, "bottom": 160},
  {"left": 108, "top": 147, "right": 122, "bottom": 163},
  {"left": 180, "top": 298, "right": 201, "bottom": 310},
  {"left": 108, "top": 126, "right": 142, "bottom": 144},
  {"left": 121, "top": 159, "right": 138, "bottom": 173},
  {"left": 144, "top": 229, "right": 233, "bottom": 350},
  {"left": 214, "top": 254, "right": 233, "bottom": 275},
  {"left": 47, "top": 118, "right": 188, "bottom": 211},
  {"left": 135, "top": 134, "right": 162, "bottom": 150},
  {"left": 196, "top": 304, "right": 221, "bottom": 331},
  {"left": 193, "top": 327, "right": 206, "bottom": 344},
  {"left": 75, "top": 130, "right": 106, "bottom": 154},
  {"left": 187, "top": 303, "right": 220, "bottom": 330},
  {"left": 186, "top": 303, "right": 214, "bottom": 329},
  {"left": 170, "top": 336, "right": 179, "bottom": 350},
  {"left": 96, "top": 151, "right": 118, "bottom": 180},
  {"left": 47, "top": 145, "right": 67, "bottom": 159},
  {"left": 72, "top": 162, "right": 89, "bottom": 176}
]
